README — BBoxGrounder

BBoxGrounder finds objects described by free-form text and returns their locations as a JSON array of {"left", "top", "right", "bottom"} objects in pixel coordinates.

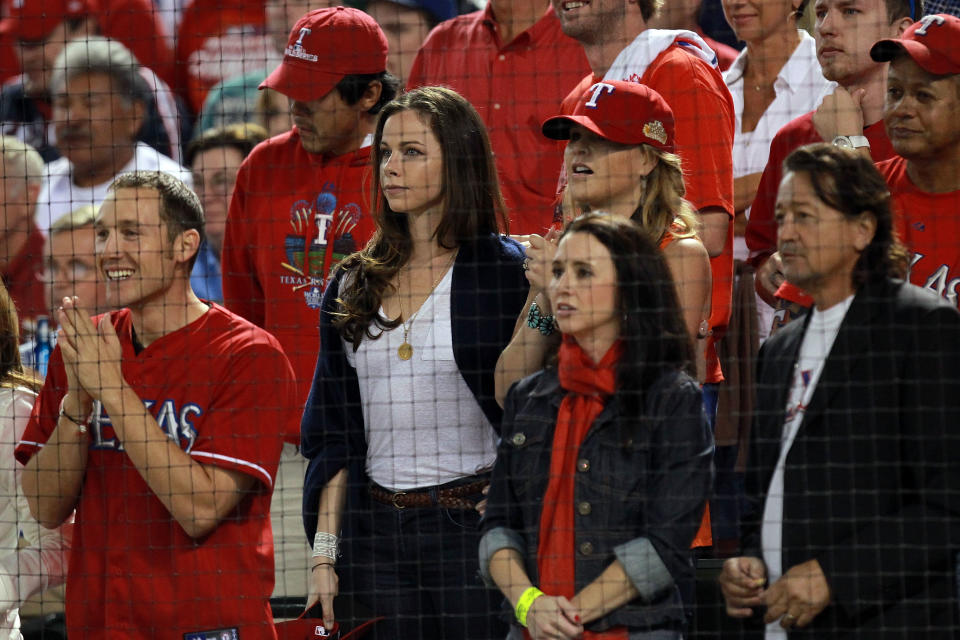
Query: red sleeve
[
  {"left": 187, "top": 339, "right": 296, "bottom": 488},
  {"left": 15, "top": 346, "right": 69, "bottom": 465},
  {"left": 643, "top": 51, "right": 734, "bottom": 217},
  {"left": 98, "top": 0, "right": 175, "bottom": 88},
  {"left": 221, "top": 159, "right": 265, "bottom": 328}
]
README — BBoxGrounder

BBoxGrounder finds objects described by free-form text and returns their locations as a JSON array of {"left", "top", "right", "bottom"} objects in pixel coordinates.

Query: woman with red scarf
[{"left": 480, "top": 214, "right": 713, "bottom": 639}]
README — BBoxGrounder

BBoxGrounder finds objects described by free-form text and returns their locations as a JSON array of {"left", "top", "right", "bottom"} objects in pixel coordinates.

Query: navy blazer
[
  {"left": 743, "top": 278, "right": 960, "bottom": 638},
  {"left": 300, "top": 234, "right": 529, "bottom": 540}
]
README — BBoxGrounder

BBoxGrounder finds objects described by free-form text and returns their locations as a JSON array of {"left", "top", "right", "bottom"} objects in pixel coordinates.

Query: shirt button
[
  {"left": 498, "top": 54, "right": 506, "bottom": 61},
  {"left": 511, "top": 432, "right": 526, "bottom": 446},
  {"left": 493, "top": 103, "right": 501, "bottom": 110},
  {"left": 576, "top": 458, "right": 590, "bottom": 472},
  {"left": 579, "top": 541, "right": 594, "bottom": 555},
  {"left": 577, "top": 501, "right": 591, "bottom": 516}
]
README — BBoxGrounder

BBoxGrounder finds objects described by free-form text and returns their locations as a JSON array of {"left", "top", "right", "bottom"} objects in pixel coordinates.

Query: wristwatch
[{"left": 832, "top": 135, "right": 870, "bottom": 150}]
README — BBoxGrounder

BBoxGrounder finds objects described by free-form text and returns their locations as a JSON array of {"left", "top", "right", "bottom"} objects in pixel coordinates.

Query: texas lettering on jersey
[
  {"left": 908, "top": 252, "right": 959, "bottom": 308},
  {"left": 279, "top": 181, "right": 363, "bottom": 309},
  {"left": 87, "top": 398, "right": 203, "bottom": 451}
]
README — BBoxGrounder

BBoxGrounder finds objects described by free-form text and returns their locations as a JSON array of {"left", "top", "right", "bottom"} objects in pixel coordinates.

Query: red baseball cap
[
  {"left": 0, "top": 0, "right": 92, "bottom": 41},
  {"left": 542, "top": 80, "right": 676, "bottom": 153},
  {"left": 260, "top": 7, "right": 388, "bottom": 103},
  {"left": 870, "top": 13, "right": 960, "bottom": 75}
]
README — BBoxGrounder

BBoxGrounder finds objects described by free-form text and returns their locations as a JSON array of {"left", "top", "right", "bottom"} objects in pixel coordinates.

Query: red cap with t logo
[
  {"left": 261, "top": 7, "right": 388, "bottom": 103},
  {"left": 541, "top": 80, "right": 676, "bottom": 153},
  {"left": 871, "top": 13, "right": 960, "bottom": 75}
]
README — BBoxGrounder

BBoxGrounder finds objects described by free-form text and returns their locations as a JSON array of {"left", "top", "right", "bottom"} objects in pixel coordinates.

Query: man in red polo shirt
[
  {"left": 0, "top": 137, "right": 45, "bottom": 338},
  {"left": 745, "top": 0, "right": 916, "bottom": 314},
  {"left": 406, "top": 1, "right": 591, "bottom": 234}
]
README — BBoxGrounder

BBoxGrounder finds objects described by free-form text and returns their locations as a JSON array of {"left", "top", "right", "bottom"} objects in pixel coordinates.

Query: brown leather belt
[{"left": 369, "top": 480, "right": 488, "bottom": 510}]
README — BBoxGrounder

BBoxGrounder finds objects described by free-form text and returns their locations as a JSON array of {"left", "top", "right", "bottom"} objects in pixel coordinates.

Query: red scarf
[{"left": 533, "top": 337, "right": 628, "bottom": 640}]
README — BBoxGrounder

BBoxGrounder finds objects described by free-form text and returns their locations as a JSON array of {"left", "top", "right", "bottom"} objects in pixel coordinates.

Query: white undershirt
[
  {"left": 344, "top": 267, "right": 497, "bottom": 490},
  {"left": 762, "top": 294, "right": 854, "bottom": 639}
]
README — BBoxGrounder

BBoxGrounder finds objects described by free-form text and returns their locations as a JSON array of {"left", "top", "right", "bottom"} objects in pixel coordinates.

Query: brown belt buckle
[{"left": 391, "top": 491, "right": 407, "bottom": 510}]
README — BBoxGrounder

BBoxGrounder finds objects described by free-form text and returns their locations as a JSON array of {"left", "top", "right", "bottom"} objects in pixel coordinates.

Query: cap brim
[
  {"left": 870, "top": 38, "right": 959, "bottom": 75},
  {"left": 543, "top": 114, "right": 618, "bottom": 142},
  {"left": 260, "top": 62, "right": 341, "bottom": 103},
  {"left": 870, "top": 39, "right": 906, "bottom": 63}
]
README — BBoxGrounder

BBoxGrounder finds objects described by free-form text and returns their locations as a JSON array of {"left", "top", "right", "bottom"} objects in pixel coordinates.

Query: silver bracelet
[{"left": 312, "top": 531, "right": 339, "bottom": 560}]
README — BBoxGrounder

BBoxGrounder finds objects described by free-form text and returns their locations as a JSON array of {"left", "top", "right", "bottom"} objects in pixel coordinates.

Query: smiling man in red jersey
[
  {"left": 871, "top": 13, "right": 960, "bottom": 307},
  {"left": 746, "top": 0, "right": 916, "bottom": 317},
  {"left": 17, "top": 171, "right": 297, "bottom": 638}
]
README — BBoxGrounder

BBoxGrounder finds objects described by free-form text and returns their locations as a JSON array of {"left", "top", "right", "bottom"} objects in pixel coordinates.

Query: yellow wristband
[{"left": 515, "top": 586, "right": 544, "bottom": 628}]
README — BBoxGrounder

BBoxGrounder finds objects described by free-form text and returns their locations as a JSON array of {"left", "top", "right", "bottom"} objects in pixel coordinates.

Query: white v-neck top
[{"left": 344, "top": 267, "right": 497, "bottom": 490}]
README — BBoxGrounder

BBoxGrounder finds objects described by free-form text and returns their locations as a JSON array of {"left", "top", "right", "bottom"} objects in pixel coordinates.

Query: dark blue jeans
[{"left": 347, "top": 479, "right": 508, "bottom": 640}]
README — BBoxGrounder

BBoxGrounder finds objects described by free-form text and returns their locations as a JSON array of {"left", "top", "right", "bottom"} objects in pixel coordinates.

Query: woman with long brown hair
[{"left": 300, "top": 86, "right": 528, "bottom": 638}]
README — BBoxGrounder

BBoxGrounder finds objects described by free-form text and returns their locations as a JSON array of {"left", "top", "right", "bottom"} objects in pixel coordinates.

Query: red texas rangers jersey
[
  {"left": 877, "top": 156, "right": 960, "bottom": 308},
  {"left": 16, "top": 305, "right": 297, "bottom": 639}
]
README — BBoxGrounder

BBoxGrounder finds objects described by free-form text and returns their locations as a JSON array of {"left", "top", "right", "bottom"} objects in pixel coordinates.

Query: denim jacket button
[
  {"left": 577, "top": 501, "right": 592, "bottom": 516},
  {"left": 576, "top": 458, "right": 590, "bottom": 472},
  {"left": 511, "top": 432, "right": 526, "bottom": 446},
  {"left": 579, "top": 541, "right": 594, "bottom": 555}
]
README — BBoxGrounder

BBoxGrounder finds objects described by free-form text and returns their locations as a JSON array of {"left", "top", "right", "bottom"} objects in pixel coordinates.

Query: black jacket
[{"left": 743, "top": 278, "right": 960, "bottom": 638}]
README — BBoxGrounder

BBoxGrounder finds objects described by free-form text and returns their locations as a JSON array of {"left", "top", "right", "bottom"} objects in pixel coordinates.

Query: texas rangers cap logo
[{"left": 285, "top": 27, "right": 318, "bottom": 62}]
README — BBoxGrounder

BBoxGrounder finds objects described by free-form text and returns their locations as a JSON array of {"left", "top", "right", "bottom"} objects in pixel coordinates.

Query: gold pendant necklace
[{"left": 396, "top": 250, "right": 457, "bottom": 361}]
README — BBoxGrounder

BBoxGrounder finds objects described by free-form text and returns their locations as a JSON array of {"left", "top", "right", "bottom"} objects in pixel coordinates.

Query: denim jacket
[{"left": 480, "top": 367, "right": 713, "bottom": 632}]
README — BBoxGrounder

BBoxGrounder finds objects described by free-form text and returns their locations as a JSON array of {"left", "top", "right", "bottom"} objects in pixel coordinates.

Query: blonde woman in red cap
[{"left": 494, "top": 80, "right": 712, "bottom": 403}]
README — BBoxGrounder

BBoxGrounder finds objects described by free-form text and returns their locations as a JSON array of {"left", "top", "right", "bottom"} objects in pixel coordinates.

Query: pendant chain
[{"left": 396, "top": 250, "right": 457, "bottom": 360}]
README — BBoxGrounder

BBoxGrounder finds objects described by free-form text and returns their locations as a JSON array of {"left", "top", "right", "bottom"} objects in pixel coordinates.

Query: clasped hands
[
  {"left": 719, "top": 557, "right": 831, "bottom": 630},
  {"left": 526, "top": 593, "right": 583, "bottom": 640},
  {"left": 57, "top": 296, "right": 124, "bottom": 407}
]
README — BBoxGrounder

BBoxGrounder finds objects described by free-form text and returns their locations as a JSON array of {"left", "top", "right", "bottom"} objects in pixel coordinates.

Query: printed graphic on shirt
[
  {"left": 908, "top": 252, "right": 959, "bottom": 307},
  {"left": 280, "top": 182, "right": 363, "bottom": 309},
  {"left": 784, "top": 369, "right": 813, "bottom": 426},
  {"left": 88, "top": 399, "right": 202, "bottom": 452}
]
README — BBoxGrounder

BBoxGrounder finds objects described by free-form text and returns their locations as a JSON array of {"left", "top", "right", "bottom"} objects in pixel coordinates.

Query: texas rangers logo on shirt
[{"left": 279, "top": 182, "right": 363, "bottom": 308}]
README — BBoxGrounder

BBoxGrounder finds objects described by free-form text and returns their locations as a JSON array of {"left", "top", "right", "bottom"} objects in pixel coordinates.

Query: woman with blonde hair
[{"left": 495, "top": 80, "right": 712, "bottom": 404}]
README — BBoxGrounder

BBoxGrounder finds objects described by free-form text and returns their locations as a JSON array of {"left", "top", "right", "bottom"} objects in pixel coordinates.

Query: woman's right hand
[
  {"left": 525, "top": 230, "right": 561, "bottom": 298},
  {"left": 307, "top": 561, "right": 339, "bottom": 629},
  {"left": 527, "top": 594, "right": 583, "bottom": 640}
]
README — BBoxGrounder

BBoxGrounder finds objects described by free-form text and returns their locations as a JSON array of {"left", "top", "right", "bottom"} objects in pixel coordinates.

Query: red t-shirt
[
  {"left": 563, "top": 42, "right": 735, "bottom": 383},
  {"left": 16, "top": 305, "right": 296, "bottom": 639},
  {"left": 700, "top": 32, "right": 738, "bottom": 72},
  {"left": 3, "top": 225, "right": 45, "bottom": 336},
  {"left": 221, "top": 130, "right": 376, "bottom": 406},
  {"left": 175, "top": 0, "right": 273, "bottom": 115},
  {"left": 877, "top": 156, "right": 960, "bottom": 307},
  {"left": 407, "top": 5, "right": 591, "bottom": 236},
  {"left": 745, "top": 114, "right": 897, "bottom": 266}
]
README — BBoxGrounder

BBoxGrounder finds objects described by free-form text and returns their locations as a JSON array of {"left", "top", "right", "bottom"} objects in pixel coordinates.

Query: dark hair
[
  {"left": 108, "top": 171, "right": 206, "bottom": 270},
  {"left": 886, "top": 0, "right": 922, "bottom": 21},
  {"left": 185, "top": 122, "right": 268, "bottom": 167},
  {"left": 335, "top": 86, "right": 507, "bottom": 350},
  {"left": 0, "top": 282, "right": 40, "bottom": 392},
  {"left": 782, "top": 143, "right": 908, "bottom": 286},
  {"left": 561, "top": 214, "right": 694, "bottom": 419},
  {"left": 335, "top": 72, "right": 401, "bottom": 115}
]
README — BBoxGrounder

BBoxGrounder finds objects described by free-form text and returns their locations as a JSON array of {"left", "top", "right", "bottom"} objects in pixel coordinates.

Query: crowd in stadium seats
[{"left": 0, "top": 0, "right": 956, "bottom": 638}]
